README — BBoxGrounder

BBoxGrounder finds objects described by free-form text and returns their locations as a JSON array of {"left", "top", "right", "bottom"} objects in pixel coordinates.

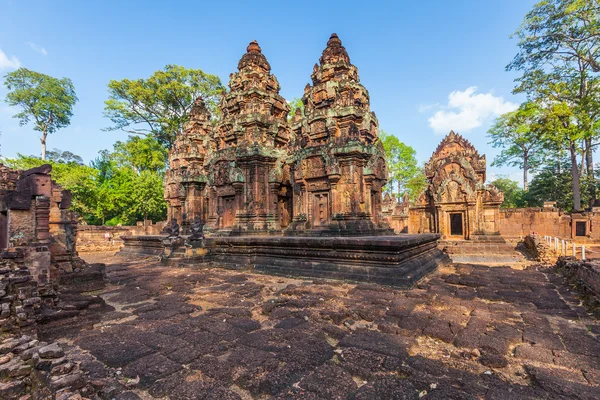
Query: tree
[
  {"left": 537, "top": 101, "right": 588, "bottom": 211},
  {"left": 520, "top": 161, "right": 599, "bottom": 211},
  {"left": 112, "top": 135, "right": 168, "bottom": 173},
  {"left": 488, "top": 102, "right": 544, "bottom": 191},
  {"left": 104, "top": 65, "right": 224, "bottom": 148},
  {"left": 379, "top": 131, "right": 420, "bottom": 197},
  {"left": 127, "top": 170, "right": 167, "bottom": 222},
  {"left": 491, "top": 177, "right": 527, "bottom": 208},
  {"left": 508, "top": 0, "right": 600, "bottom": 202},
  {"left": 3, "top": 68, "right": 78, "bottom": 160},
  {"left": 46, "top": 148, "right": 84, "bottom": 165},
  {"left": 405, "top": 165, "right": 428, "bottom": 203},
  {"left": 287, "top": 97, "right": 304, "bottom": 120},
  {"left": 91, "top": 136, "right": 168, "bottom": 225}
]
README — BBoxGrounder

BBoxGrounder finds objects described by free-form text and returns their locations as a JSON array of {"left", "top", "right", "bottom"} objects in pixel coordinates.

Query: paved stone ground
[{"left": 66, "top": 252, "right": 599, "bottom": 399}]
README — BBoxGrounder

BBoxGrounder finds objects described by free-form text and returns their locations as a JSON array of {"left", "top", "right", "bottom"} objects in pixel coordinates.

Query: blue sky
[{"left": 0, "top": 0, "right": 536, "bottom": 184}]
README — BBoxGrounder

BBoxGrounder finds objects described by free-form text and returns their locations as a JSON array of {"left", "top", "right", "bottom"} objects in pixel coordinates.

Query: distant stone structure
[
  {"left": 0, "top": 163, "right": 106, "bottom": 333},
  {"left": 164, "top": 34, "right": 389, "bottom": 236},
  {"left": 409, "top": 131, "right": 504, "bottom": 239}
]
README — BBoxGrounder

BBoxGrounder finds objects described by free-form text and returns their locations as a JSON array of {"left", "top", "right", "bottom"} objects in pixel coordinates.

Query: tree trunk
[
  {"left": 40, "top": 130, "right": 47, "bottom": 160},
  {"left": 570, "top": 143, "right": 582, "bottom": 212},
  {"left": 585, "top": 138, "right": 594, "bottom": 175},
  {"left": 585, "top": 137, "right": 596, "bottom": 206},
  {"left": 523, "top": 153, "right": 529, "bottom": 192}
]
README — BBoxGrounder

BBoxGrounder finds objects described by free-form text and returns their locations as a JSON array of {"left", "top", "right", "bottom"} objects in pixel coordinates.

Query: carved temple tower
[
  {"left": 286, "top": 33, "right": 389, "bottom": 235},
  {"left": 205, "top": 41, "right": 291, "bottom": 234},
  {"left": 410, "top": 131, "right": 504, "bottom": 239},
  {"left": 164, "top": 97, "right": 214, "bottom": 231}
]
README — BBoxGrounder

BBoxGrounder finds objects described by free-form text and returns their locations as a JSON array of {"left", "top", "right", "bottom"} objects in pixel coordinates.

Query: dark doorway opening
[
  {"left": 0, "top": 211, "right": 7, "bottom": 250},
  {"left": 450, "top": 213, "right": 463, "bottom": 236},
  {"left": 575, "top": 221, "right": 587, "bottom": 237}
]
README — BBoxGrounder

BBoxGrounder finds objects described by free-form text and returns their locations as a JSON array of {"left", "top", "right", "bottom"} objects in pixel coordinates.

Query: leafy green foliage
[
  {"left": 91, "top": 136, "right": 167, "bottom": 225},
  {"left": 287, "top": 98, "right": 304, "bottom": 120},
  {"left": 503, "top": 0, "right": 600, "bottom": 211},
  {"left": 490, "top": 177, "right": 527, "bottom": 208},
  {"left": 3, "top": 68, "right": 78, "bottom": 160},
  {"left": 1, "top": 154, "right": 99, "bottom": 222},
  {"left": 103, "top": 65, "right": 224, "bottom": 148},
  {"left": 112, "top": 135, "right": 168, "bottom": 173},
  {"left": 128, "top": 170, "right": 167, "bottom": 222},
  {"left": 379, "top": 131, "right": 422, "bottom": 200},
  {"left": 488, "top": 102, "right": 544, "bottom": 190},
  {"left": 2, "top": 134, "right": 167, "bottom": 225},
  {"left": 46, "top": 149, "right": 84, "bottom": 165}
]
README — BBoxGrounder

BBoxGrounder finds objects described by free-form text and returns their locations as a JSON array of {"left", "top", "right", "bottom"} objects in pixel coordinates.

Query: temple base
[{"left": 120, "top": 234, "right": 449, "bottom": 288}]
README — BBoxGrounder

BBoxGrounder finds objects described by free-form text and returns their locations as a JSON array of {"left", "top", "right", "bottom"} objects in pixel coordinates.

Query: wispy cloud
[
  {"left": 425, "top": 86, "right": 517, "bottom": 135},
  {"left": 25, "top": 41, "right": 48, "bottom": 56},
  {"left": 0, "top": 48, "right": 20, "bottom": 70}
]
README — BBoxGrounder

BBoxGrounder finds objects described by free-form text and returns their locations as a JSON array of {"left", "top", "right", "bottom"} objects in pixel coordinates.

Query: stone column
[{"left": 35, "top": 196, "right": 51, "bottom": 244}]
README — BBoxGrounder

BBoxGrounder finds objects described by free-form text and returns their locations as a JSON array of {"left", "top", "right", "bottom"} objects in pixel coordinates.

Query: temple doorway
[
  {"left": 278, "top": 196, "right": 292, "bottom": 228},
  {"left": 311, "top": 192, "right": 329, "bottom": 227},
  {"left": 449, "top": 212, "right": 464, "bottom": 237},
  {"left": 575, "top": 221, "right": 587, "bottom": 237},
  {"left": 222, "top": 196, "right": 235, "bottom": 228}
]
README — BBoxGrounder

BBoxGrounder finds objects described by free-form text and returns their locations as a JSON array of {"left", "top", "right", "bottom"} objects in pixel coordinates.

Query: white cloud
[
  {"left": 427, "top": 86, "right": 517, "bottom": 134},
  {"left": 25, "top": 41, "right": 47, "bottom": 56},
  {"left": 0, "top": 48, "right": 20, "bottom": 70}
]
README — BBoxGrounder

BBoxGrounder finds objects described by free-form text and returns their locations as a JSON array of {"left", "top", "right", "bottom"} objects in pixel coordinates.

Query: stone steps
[{"left": 439, "top": 239, "right": 522, "bottom": 264}]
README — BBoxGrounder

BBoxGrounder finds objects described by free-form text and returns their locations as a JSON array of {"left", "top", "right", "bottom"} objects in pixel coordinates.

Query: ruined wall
[
  {"left": 76, "top": 222, "right": 165, "bottom": 252},
  {"left": 7, "top": 206, "right": 36, "bottom": 246},
  {"left": 497, "top": 208, "right": 600, "bottom": 242}
]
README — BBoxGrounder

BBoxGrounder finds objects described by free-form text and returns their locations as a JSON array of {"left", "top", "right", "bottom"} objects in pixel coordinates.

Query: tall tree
[
  {"left": 491, "top": 177, "right": 527, "bottom": 208},
  {"left": 3, "top": 68, "right": 78, "bottom": 160},
  {"left": 112, "top": 135, "right": 168, "bottom": 173},
  {"left": 379, "top": 131, "right": 420, "bottom": 197},
  {"left": 488, "top": 102, "right": 544, "bottom": 191},
  {"left": 537, "top": 101, "right": 587, "bottom": 210},
  {"left": 508, "top": 0, "right": 600, "bottom": 201},
  {"left": 104, "top": 65, "right": 224, "bottom": 148}
]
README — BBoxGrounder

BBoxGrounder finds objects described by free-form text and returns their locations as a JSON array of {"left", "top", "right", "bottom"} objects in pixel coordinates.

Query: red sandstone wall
[
  {"left": 8, "top": 207, "right": 36, "bottom": 246},
  {"left": 497, "top": 209, "right": 569, "bottom": 238},
  {"left": 497, "top": 208, "right": 600, "bottom": 242},
  {"left": 76, "top": 222, "right": 166, "bottom": 252}
]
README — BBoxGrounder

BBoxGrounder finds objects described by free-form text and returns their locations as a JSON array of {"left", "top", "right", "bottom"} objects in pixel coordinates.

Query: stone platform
[
  {"left": 120, "top": 234, "right": 449, "bottom": 287},
  {"left": 439, "top": 235, "right": 522, "bottom": 264}
]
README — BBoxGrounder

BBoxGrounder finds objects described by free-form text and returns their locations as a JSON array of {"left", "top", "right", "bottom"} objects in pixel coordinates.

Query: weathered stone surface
[
  {"left": 29, "top": 252, "right": 599, "bottom": 399},
  {"left": 159, "top": 34, "right": 389, "bottom": 238},
  {"left": 38, "top": 343, "right": 65, "bottom": 359}
]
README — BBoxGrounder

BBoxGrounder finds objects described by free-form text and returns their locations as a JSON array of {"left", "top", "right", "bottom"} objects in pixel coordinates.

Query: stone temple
[
  {"left": 164, "top": 34, "right": 389, "bottom": 237},
  {"left": 137, "top": 34, "right": 450, "bottom": 287},
  {"left": 411, "top": 131, "right": 504, "bottom": 239}
]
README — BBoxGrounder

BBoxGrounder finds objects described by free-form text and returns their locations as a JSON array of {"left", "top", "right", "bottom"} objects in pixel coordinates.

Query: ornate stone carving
[
  {"left": 410, "top": 131, "right": 504, "bottom": 239},
  {"left": 164, "top": 34, "right": 389, "bottom": 236}
]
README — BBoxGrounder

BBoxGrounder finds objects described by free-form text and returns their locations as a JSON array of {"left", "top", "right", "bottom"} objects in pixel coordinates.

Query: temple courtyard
[{"left": 38, "top": 252, "right": 597, "bottom": 400}]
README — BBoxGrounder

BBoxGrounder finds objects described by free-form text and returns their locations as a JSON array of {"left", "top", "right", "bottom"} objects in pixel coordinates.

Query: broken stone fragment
[
  {"left": 0, "top": 339, "right": 19, "bottom": 354},
  {"left": 0, "top": 353, "right": 12, "bottom": 364},
  {"left": 39, "top": 343, "right": 65, "bottom": 359},
  {"left": 0, "top": 379, "right": 27, "bottom": 399},
  {"left": 13, "top": 340, "right": 39, "bottom": 354}
]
